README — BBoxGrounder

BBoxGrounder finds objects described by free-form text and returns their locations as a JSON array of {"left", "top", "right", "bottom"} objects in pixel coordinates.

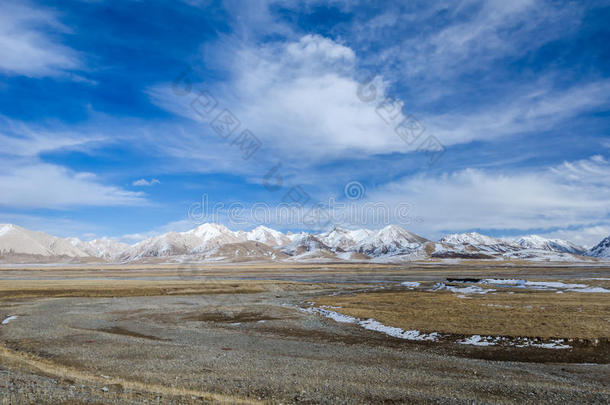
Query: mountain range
[{"left": 0, "top": 223, "right": 608, "bottom": 263}]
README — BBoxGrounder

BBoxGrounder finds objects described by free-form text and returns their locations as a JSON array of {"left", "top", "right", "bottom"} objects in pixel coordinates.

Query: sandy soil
[{"left": 0, "top": 263, "right": 609, "bottom": 404}]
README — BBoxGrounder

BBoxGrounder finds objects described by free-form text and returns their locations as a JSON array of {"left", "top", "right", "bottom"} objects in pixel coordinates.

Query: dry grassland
[
  {"left": 315, "top": 289, "right": 610, "bottom": 339},
  {"left": 0, "top": 279, "right": 332, "bottom": 300}
]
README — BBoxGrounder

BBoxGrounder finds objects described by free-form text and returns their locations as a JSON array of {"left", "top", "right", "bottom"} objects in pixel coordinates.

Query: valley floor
[{"left": 0, "top": 263, "right": 609, "bottom": 404}]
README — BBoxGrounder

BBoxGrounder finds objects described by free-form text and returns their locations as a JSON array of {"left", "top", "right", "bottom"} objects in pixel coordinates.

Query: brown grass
[
  {"left": 315, "top": 289, "right": 610, "bottom": 339},
  {"left": 0, "top": 279, "right": 287, "bottom": 300}
]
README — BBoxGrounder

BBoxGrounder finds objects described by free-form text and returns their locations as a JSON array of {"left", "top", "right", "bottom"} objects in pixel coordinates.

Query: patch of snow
[
  {"left": 300, "top": 307, "right": 439, "bottom": 341},
  {"left": 458, "top": 335, "right": 496, "bottom": 346},
  {"left": 1, "top": 315, "right": 17, "bottom": 325},
  {"left": 400, "top": 281, "right": 421, "bottom": 288},
  {"left": 515, "top": 339, "right": 571, "bottom": 349},
  {"left": 566, "top": 286, "right": 610, "bottom": 293},
  {"left": 360, "top": 318, "right": 439, "bottom": 341},
  {"left": 458, "top": 335, "right": 571, "bottom": 349},
  {"left": 434, "top": 282, "right": 495, "bottom": 294},
  {"left": 481, "top": 279, "right": 609, "bottom": 293},
  {"left": 299, "top": 307, "right": 357, "bottom": 324},
  {"left": 0, "top": 224, "right": 16, "bottom": 237}
]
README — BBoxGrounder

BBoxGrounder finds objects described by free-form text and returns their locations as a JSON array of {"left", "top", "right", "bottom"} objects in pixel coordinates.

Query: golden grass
[{"left": 315, "top": 289, "right": 610, "bottom": 339}]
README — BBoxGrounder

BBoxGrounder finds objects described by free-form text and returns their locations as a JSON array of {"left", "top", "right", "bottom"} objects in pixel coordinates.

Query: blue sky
[{"left": 0, "top": 0, "right": 609, "bottom": 246}]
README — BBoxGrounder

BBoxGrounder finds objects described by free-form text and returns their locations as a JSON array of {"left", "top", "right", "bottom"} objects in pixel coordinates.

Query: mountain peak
[
  {"left": 0, "top": 224, "right": 17, "bottom": 237},
  {"left": 514, "top": 235, "right": 586, "bottom": 255},
  {"left": 188, "top": 223, "right": 232, "bottom": 238},
  {"left": 589, "top": 235, "right": 610, "bottom": 258}
]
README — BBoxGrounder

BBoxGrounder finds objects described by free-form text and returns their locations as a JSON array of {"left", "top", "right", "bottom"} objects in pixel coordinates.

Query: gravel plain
[{"left": 0, "top": 263, "right": 609, "bottom": 404}]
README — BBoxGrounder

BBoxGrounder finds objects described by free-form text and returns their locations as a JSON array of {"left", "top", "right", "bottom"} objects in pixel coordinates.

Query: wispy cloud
[
  {"left": 424, "top": 80, "right": 610, "bottom": 146},
  {"left": 0, "top": 119, "right": 146, "bottom": 209},
  {"left": 367, "top": 155, "right": 610, "bottom": 238},
  {"left": 0, "top": 163, "right": 145, "bottom": 208},
  {"left": 0, "top": 1, "right": 81, "bottom": 77}
]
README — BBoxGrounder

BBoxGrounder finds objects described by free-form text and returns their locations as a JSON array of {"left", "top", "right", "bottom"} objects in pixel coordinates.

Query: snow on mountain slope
[
  {"left": 185, "top": 223, "right": 240, "bottom": 244},
  {"left": 355, "top": 225, "right": 428, "bottom": 256},
  {"left": 513, "top": 235, "right": 586, "bottom": 255},
  {"left": 440, "top": 232, "right": 518, "bottom": 254},
  {"left": 236, "top": 225, "right": 290, "bottom": 246},
  {"left": 69, "top": 238, "right": 131, "bottom": 260},
  {"left": 0, "top": 224, "right": 51, "bottom": 256},
  {"left": 121, "top": 223, "right": 288, "bottom": 260},
  {"left": 424, "top": 241, "right": 495, "bottom": 259},
  {"left": 121, "top": 230, "right": 221, "bottom": 260},
  {"left": 317, "top": 227, "right": 374, "bottom": 251},
  {"left": 206, "top": 241, "right": 289, "bottom": 262},
  {"left": 280, "top": 234, "right": 335, "bottom": 256},
  {"left": 589, "top": 235, "right": 610, "bottom": 258},
  {"left": 0, "top": 223, "right": 603, "bottom": 263},
  {"left": 0, "top": 224, "right": 88, "bottom": 257}
]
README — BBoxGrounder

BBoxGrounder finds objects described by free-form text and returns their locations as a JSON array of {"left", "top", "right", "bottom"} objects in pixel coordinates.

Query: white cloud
[
  {"left": 150, "top": 27, "right": 610, "bottom": 169},
  {"left": 0, "top": 116, "right": 104, "bottom": 156},
  {"left": 0, "top": 119, "right": 147, "bottom": 209},
  {"left": 0, "top": 163, "right": 145, "bottom": 208},
  {"left": 149, "top": 34, "right": 417, "bottom": 164},
  {"left": 424, "top": 80, "right": 610, "bottom": 146},
  {"left": 364, "top": 0, "right": 582, "bottom": 84},
  {"left": 0, "top": 1, "right": 81, "bottom": 77},
  {"left": 367, "top": 155, "right": 610, "bottom": 239},
  {"left": 133, "top": 178, "right": 161, "bottom": 187}
]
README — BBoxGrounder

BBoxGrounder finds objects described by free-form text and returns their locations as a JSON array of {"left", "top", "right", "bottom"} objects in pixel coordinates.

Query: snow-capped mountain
[
  {"left": 513, "top": 235, "right": 586, "bottom": 255},
  {"left": 0, "top": 224, "right": 89, "bottom": 257},
  {"left": 440, "top": 232, "right": 518, "bottom": 254},
  {"left": 122, "top": 223, "right": 241, "bottom": 260},
  {"left": 317, "top": 226, "right": 374, "bottom": 251},
  {"left": 68, "top": 238, "right": 131, "bottom": 260},
  {"left": 589, "top": 235, "right": 610, "bottom": 258},
  {"left": 0, "top": 223, "right": 605, "bottom": 263},
  {"left": 205, "top": 241, "right": 289, "bottom": 262},
  {"left": 236, "top": 225, "right": 291, "bottom": 247},
  {"left": 280, "top": 234, "right": 334, "bottom": 256},
  {"left": 355, "top": 225, "right": 428, "bottom": 256}
]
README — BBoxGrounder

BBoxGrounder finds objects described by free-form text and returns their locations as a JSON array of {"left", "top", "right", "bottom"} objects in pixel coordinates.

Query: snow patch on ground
[
  {"left": 481, "top": 279, "right": 609, "bottom": 293},
  {"left": 458, "top": 335, "right": 571, "bottom": 349},
  {"left": 359, "top": 319, "right": 439, "bottom": 341},
  {"left": 302, "top": 306, "right": 573, "bottom": 350},
  {"left": 400, "top": 281, "right": 421, "bottom": 288},
  {"left": 300, "top": 307, "right": 357, "bottom": 324},
  {"left": 458, "top": 335, "right": 495, "bottom": 346},
  {"left": 1, "top": 315, "right": 17, "bottom": 325},
  {"left": 434, "top": 282, "right": 495, "bottom": 294},
  {"left": 300, "top": 307, "right": 439, "bottom": 341}
]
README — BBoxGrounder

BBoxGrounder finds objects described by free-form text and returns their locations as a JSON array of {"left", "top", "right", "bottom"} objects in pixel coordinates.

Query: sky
[{"left": 0, "top": 0, "right": 609, "bottom": 247}]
